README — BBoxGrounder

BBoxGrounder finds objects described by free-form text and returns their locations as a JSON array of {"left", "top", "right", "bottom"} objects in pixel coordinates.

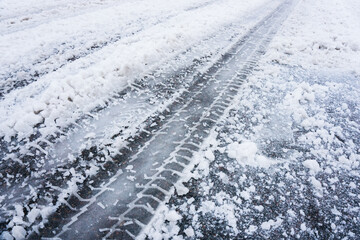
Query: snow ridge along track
[
  {"left": 0, "top": 0, "right": 219, "bottom": 98},
  {"left": 27, "top": 0, "right": 296, "bottom": 239}
]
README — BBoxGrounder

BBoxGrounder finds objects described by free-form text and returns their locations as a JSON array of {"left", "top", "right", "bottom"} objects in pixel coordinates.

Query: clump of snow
[
  {"left": 246, "top": 225, "right": 258, "bottom": 235},
  {"left": 27, "top": 208, "right": 40, "bottom": 224},
  {"left": 300, "top": 223, "right": 307, "bottom": 231},
  {"left": 166, "top": 210, "right": 182, "bottom": 222},
  {"left": 260, "top": 217, "right": 283, "bottom": 231},
  {"left": 227, "top": 141, "right": 273, "bottom": 168},
  {"left": 139, "top": 206, "right": 183, "bottom": 240},
  {"left": 199, "top": 200, "right": 239, "bottom": 234},
  {"left": 227, "top": 141, "right": 257, "bottom": 162},
  {"left": 184, "top": 227, "right": 195, "bottom": 237},
  {"left": 303, "top": 159, "right": 321, "bottom": 175},
  {"left": 1, "top": 231, "right": 14, "bottom": 240},
  {"left": 204, "top": 149, "right": 215, "bottom": 161},
  {"left": 11, "top": 226, "right": 26, "bottom": 240},
  {"left": 309, "top": 176, "right": 323, "bottom": 197},
  {"left": 174, "top": 182, "right": 189, "bottom": 196}
]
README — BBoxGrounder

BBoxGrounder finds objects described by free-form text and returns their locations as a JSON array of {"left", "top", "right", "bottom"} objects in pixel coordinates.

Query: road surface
[{"left": 1, "top": 0, "right": 359, "bottom": 239}]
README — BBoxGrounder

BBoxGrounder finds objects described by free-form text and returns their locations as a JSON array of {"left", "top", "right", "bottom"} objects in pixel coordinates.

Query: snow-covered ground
[
  {"left": 1, "top": 0, "right": 289, "bottom": 239},
  {"left": 1, "top": 0, "right": 359, "bottom": 239},
  {"left": 142, "top": 0, "right": 360, "bottom": 239},
  {"left": 0, "top": 0, "right": 269, "bottom": 142}
]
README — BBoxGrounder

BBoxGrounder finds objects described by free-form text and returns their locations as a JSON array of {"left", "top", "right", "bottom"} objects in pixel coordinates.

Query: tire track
[
  {"left": 0, "top": 15, "right": 235, "bottom": 190},
  {"left": 0, "top": 14, "right": 245, "bottom": 231},
  {"left": 28, "top": 0, "right": 296, "bottom": 238}
]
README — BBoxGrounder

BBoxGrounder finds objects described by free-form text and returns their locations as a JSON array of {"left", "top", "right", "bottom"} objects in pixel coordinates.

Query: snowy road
[
  {"left": 36, "top": 2, "right": 295, "bottom": 239},
  {"left": 1, "top": 0, "right": 360, "bottom": 239}
]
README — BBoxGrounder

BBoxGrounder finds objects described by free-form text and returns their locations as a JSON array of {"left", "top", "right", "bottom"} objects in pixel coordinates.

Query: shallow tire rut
[{"left": 26, "top": 0, "right": 296, "bottom": 238}]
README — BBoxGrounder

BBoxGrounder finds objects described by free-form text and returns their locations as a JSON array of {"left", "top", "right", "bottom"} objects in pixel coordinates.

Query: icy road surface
[{"left": 1, "top": 0, "right": 360, "bottom": 239}]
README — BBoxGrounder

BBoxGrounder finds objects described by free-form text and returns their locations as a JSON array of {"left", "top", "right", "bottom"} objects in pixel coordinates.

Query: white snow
[
  {"left": 204, "top": 149, "right": 215, "bottom": 161},
  {"left": 227, "top": 141, "right": 274, "bottom": 168},
  {"left": 26, "top": 208, "right": 40, "bottom": 224},
  {"left": 254, "top": 205, "right": 264, "bottom": 212},
  {"left": 165, "top": 210, "right": 182, "bottom": 222},
  {"left": 266, "top": 0, "right": 360, "bottom": 73},
  {"left": 246, "top": 225, "right": 258, "bottom": 234},
  {"left": 309, "top": 176, "right": 323, "bottom": 197},
  {"left": 184, "top": 227, "right": 194, "bottom": 237},
  {"left": 143, "top": 0, "right": 360, "bottom": 237},
  {"left": 260, "top": 217, "right": 283, "bottom": 231},
  {"left": 11, "top": 226, "right": 26, "bottom": 240},
  {"left": 303, "top": 159, "right": 321, "bottom": 175},
  {"left": 227, "top": 141, "right": 258, "bottom": 163},
  {"left": 0, "top": 231, "right": 14, "bottom": 240},
  {"left": 2, "top": 0, "right": 360, "bottom": 238},
  {"left": 331, "top": 207, "right": 341, "bottom": 216},
  {"left": 300, "top": 223, "right": 307, "bottom": 231},
  {"left": 0, "top": 0, "right": 271, "bottom": 143},
  {"left": 174, "top": 182, "right": 189, "bottom": 196}
]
